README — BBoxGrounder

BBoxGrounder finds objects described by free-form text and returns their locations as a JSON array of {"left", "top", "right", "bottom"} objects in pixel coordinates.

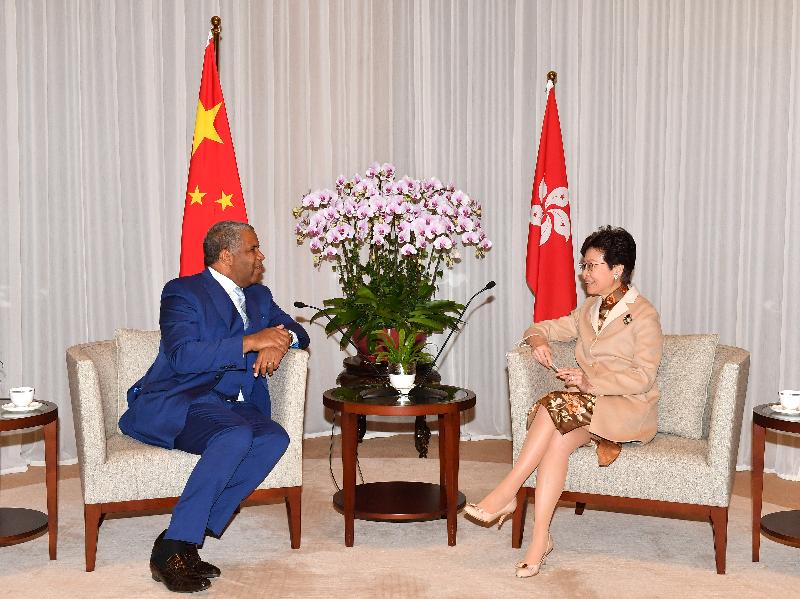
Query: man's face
[{"left": 228, "top": 229, "right": 265, "bottom": 288}]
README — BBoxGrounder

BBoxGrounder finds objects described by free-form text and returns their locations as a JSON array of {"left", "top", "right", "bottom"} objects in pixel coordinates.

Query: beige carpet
[{"left": 1, "top": 439, "right": 799, "bottom": 598}]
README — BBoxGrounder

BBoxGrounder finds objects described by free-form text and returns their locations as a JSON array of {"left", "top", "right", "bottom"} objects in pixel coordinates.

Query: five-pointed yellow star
[
  {"left": 192, "top": 100, "right": 223, "bottom": 155},
  {"left": 188, "top": 185, "right": 206, "bottom": 205},
  {"left": 216, "top": 190, "right": 234, "bottom": 211}
]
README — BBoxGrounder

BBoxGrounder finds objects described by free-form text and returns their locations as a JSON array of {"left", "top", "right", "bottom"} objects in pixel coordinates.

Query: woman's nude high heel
[
  {"left": 515, "top": 534, "right": 554, "bottom": 578},
  {"left": 462, "top": 498, "right": 517, "bottom": 529}
]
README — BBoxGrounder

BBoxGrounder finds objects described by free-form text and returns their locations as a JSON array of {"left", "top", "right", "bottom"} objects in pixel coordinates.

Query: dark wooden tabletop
[
  {"left": 0, "top": 399, "right": 58, "bottom": 431},
  {"left": 323, "top": 384, "right": 476, "bottom": 416}
]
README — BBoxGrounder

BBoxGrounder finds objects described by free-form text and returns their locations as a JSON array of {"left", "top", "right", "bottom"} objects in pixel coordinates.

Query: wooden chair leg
[
  {"left": 575, "top": 502, "right": 586, "bottom": 515},
  {"left": 284, "top": 487, "right": 301, "bottom": 549},
  {"left": 709, "top": 506, "right": 728, "bottom": 574},
  {"left": 512, "top": 487, "right": 530, "bottom": 549},
  {"left": 84, "top": 504, "right": 102, "bottom": 572}
]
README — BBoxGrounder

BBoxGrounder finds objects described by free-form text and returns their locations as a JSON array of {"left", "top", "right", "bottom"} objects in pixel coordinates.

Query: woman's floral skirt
[
  {"left": 526, "top": 391, "right": 595, "bottom": 434},
  {"left": 526, "top": 391, "right": 622, "bottom": 466}
]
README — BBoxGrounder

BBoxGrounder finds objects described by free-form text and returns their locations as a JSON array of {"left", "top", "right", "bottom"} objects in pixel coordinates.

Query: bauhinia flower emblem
[{"left": 529, "top": 179, "right": 571, "bottom": 245}]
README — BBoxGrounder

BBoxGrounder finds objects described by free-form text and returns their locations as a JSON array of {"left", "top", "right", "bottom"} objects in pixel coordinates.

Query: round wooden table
[
  {"left": 336, "top": 355, "right": 441, "bottom": 457},
  {"left": 323, "top": 384, "right": 475, "bottom": 547},
  {"left": 752, "top": 402, "right": 800, "bottom": 560},
  {"left": 0, "top": 399, "right": 58, "bottom": 559}
]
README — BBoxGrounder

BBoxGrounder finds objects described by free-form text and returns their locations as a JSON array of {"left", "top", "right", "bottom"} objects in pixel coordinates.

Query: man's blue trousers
[{"left": 164, "top": 399, "right": 289, "bottom": 545}]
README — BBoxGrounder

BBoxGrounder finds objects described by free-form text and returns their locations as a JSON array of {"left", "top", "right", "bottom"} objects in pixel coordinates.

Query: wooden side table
[
  {"left": 336, "top": 356, "right": 441, "bottom": 457},
  {"left": 752, "top": 403, "right": 800, "bottom": 561},
  {"left": 323, "top": 384, "right": 475, "bottom": 547},
  {"left": 0, "top": 399, "right": 58, "bottom": 559}
]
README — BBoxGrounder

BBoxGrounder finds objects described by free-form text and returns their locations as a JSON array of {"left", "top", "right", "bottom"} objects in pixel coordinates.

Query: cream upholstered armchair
[
  {"left": 66, "top": 329, "right": 309, "bottom": 572},
  {"left": 507, "top": 335, "right": 749, "bottom": 574}
]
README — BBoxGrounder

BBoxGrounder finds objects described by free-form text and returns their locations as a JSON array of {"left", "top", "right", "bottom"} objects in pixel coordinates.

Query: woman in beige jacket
[{"left": 464, "top": 226, "right": 663, "bottom": 578}]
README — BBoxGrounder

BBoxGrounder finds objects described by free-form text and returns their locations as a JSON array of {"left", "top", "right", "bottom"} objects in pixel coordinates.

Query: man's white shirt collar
[{"left": 208, "top": 266, "right": 243, "bottom": 297}]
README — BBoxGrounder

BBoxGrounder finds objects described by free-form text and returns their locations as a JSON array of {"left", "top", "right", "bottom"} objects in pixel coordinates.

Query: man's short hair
[{"left": 203, "top": 221, "right": 255, "bottom": 266}]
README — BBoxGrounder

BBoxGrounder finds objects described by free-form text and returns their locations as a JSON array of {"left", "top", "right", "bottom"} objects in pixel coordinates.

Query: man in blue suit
[{"left": 120, "top": 221, "right": 309, "bottom": 593}]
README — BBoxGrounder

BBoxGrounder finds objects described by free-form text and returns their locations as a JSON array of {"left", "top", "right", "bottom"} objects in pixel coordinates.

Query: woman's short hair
[
  {"left": 203, "top": 221, "right": 254, "bottom": 266},
  {"left": 580, "top": 226, "right": 636, "bottom": 285}
]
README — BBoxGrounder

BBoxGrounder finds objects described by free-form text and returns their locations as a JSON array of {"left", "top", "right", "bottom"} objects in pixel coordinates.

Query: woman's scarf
[{"left": 597, "top": 283, "right": 629, "bottom": 330}]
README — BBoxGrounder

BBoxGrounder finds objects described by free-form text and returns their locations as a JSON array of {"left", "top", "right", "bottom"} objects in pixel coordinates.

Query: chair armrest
[
  {"left": 66, "top": 342, "right": 112, "bottom": 466},
  {"left": 706, "top": 345, "right": 750, "bottom": 473},
  {"left": 269, "top": 349, "right": 309, "bottom": 443}
]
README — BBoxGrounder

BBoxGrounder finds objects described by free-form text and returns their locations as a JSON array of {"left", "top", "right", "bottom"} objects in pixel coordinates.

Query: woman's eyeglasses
[{"left": 577, "top": 261, "right": 607, "bottom": 272}]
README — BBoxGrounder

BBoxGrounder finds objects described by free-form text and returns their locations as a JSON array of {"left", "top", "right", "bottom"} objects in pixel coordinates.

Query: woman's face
[{"left": 580, "top": 247, "right": 624, "bottom": 297}]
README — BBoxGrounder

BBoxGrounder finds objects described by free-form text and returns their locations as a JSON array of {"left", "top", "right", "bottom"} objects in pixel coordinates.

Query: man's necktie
[{"left": 232, "top": 287, "right": 250, "bottom": 329}]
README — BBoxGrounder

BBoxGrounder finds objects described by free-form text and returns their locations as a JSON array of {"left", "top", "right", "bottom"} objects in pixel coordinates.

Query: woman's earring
[{"left": 613, "top": 274, "right": 619, "bottom": 281}]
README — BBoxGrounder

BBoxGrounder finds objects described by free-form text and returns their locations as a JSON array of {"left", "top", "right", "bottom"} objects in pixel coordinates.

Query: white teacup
[
  {"left": 9, "top": 386, "right": 34, "bottom": 407},
  {"left": 779, "top": 390, "right": 800, "bottom": 411}
]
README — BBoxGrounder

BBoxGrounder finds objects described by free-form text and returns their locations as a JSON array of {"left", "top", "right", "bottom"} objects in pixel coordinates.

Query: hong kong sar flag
[
  {"left": 526, "top": 79, "right": 577, "bottom": 322},
  {"left": 179, "top": 38, "right": 248, "bottom": 276}
]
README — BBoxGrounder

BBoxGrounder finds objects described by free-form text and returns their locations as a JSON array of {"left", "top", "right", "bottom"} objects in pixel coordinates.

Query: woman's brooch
[{"left": 623, "top": 314, "right": 633, "bottom": 325}]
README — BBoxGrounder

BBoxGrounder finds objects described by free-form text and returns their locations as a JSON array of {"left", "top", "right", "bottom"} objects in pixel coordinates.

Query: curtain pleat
[
  {"left": 1, "top": 0, "right": 799, "bottom": 478},
  {"left": 1, "top": 0, "right": 25, "bottom": 472}
]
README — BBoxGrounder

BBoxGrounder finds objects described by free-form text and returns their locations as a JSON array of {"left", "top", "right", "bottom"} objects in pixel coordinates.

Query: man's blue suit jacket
[{"left": 119, "top": 268, "right": 310, "bottom": 449}]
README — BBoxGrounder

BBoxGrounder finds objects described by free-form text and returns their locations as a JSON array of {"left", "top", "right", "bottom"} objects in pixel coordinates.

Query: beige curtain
[{"left": 1, "top": 0, "right": 799, "bottom": 478}]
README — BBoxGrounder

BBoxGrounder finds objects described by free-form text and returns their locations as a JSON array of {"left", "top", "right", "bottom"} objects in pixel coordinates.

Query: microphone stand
[
  {"left": 429, "top": 281, "right": 496, "bottom": 370},
  {"left": 295, "top": 300, "right": 374, "bottom": 481}
]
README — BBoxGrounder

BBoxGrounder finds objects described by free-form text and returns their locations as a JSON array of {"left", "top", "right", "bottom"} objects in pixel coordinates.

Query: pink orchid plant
[{"left": 293, "top": 162, "right": 492, "bottom": 356}]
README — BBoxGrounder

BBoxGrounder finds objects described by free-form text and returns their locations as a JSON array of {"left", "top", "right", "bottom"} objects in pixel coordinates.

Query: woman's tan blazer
[{"left": 522, "top": 287, "right": 663, "bottom": 443}]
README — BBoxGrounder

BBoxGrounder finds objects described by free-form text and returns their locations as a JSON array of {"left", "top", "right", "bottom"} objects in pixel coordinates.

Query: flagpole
[
  {"left": 211, "top": 16, "right": 221, "bottom": 70},
  {"left": 547, "top": 70, "right": 557, "bottom": 85}
]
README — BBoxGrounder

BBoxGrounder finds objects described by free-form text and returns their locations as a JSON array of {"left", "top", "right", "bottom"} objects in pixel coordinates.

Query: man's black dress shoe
[
  {"left": 150, "top": 553, "right": 211, "bottom": 593},
  {"left": 184, "top": 544, "right": 221, "bottom": 579}
]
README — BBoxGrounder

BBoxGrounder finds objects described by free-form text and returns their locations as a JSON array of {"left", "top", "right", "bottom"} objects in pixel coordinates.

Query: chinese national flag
[
  {"left": 526, "top": 81, "right": 577, "bottom": 322},
  {"left": 179, "top": 39, "right": 247, "bottom": 276}
]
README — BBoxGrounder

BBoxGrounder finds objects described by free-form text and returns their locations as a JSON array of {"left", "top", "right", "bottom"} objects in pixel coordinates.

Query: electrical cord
[{"left": 328, "top": 410, "right": 365, "bottom": 492}]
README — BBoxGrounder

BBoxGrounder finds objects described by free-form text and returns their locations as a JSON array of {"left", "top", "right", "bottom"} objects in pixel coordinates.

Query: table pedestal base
[
  {"left": 0, "top": 507, "right": 48, "bottom": 545},
  {"left": 333, "top": 482, "right": 466, "bottom": 521}
]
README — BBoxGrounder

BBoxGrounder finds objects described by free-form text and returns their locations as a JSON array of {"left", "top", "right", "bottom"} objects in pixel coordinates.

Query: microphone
[
  {"left": 430, "top": 280, "right": 496, "bottom": 368},
  {"left": 294, "top": 300, "right": 368, "bottom": 358}
]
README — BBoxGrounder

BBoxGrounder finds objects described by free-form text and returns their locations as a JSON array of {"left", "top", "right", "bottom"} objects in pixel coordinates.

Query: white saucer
[
  {"left": 1, "top": 401, "right": 42, "bottom": 413},
  {"left": 769, "top": 404, "right": 800, "bottom": 416}
]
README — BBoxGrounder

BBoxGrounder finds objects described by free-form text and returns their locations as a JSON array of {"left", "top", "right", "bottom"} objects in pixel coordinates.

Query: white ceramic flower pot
[{"left": 389, "top": 373, "right": 416, "bottom": 394}]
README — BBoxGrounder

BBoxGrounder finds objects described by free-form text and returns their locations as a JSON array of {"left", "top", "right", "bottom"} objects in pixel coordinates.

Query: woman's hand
[
  {"left": 528, "top": 337, "right": 553, "bottom": 369},
  {"left": 556, "top": 368, "right": 596, "bottom": 394}
]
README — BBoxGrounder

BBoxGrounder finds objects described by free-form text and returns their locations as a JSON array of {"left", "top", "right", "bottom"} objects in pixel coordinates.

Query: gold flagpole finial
[
  {"left": 547, "top": 71, "right": 557, "bottom": 85},
  {"left": 211, "top": 16, "right": 222, "bottom": 69}
]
